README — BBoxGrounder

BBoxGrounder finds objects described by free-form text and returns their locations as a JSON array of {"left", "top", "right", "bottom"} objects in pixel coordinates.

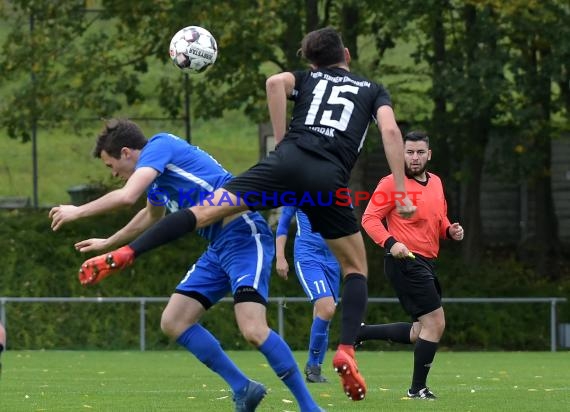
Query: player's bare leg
[
  {"left": 78, "top": 189, "right": 249, "bottom": 286},
  {"left": 304, "top": 297, "right": 336, "bottom": 383},
  {"left": 235, "top": 301, "right": 323, "bottom": 411},
  {"left": 163, "top": 294, "right": 267, "bottom": 412},
  {"left": 191, "top": 189, "right": 249, "bottom": 229},
  {"left": 160, "top": 294, "right": 205, "bottom": 338}
]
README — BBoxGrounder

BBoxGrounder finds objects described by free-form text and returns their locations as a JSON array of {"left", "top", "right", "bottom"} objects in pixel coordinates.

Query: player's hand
[
  {"left": 275, "top": 256, "right": 289, "bottom": 280},
  {"left": 75, "top": 238, "right": 111, "bottom": 253},
  {"left": 448, "top": 222, "right": 464, "bottom": 241},
  {"left": 49, "top": 205, "right": 80, "bottom": 231},
  {"left": 78, "top": 245, "right": 136, "bottom": 285},
  {"left": 389, "top": 242, "right": 414, "bottom": 259},
  {"left": 396, "top": 195, "right": 416, "bottom": 219}
]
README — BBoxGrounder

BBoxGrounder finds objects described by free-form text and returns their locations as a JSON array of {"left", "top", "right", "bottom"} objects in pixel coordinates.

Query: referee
[{"left": 360, "top": 130, "right": 464, "bottom": 400}]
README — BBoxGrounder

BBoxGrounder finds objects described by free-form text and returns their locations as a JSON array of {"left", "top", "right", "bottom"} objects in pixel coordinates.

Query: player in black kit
[{"left": 80, "top": 27, "right": 416, "bottom": 402}]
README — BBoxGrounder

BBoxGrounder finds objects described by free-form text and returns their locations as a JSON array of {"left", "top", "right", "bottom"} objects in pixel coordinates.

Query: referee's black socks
[{"left": 411, "top": 338, "right": 438, "bottom": 392}]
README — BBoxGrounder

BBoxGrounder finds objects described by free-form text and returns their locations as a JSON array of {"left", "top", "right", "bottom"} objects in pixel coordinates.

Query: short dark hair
[
  {"left": 404, "top": 130, "right": 429, "bottom": 146},
  {"left": 300, "top": 27, "right": 346, "bottom": 67},
  {"left": 93, "top": 119, "right": 147, "bottom": 158}
]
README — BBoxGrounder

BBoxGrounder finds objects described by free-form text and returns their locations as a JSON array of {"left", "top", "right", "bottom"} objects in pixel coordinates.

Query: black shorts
[
  {"left": 223, "top": 141, "right": 358, "bottom": 239},
  {"left": 384, "top": 254, "right": 442, "bottom": 320}
]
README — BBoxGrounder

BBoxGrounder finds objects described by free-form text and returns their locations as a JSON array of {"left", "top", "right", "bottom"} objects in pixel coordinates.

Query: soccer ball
[{"left": 169, "top": 26, "right": 218, "bottom": 73}]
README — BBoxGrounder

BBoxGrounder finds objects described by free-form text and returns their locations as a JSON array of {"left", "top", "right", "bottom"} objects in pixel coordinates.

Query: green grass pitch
[{"left": 1, "top": 350, "right": 568, "bottom": 411}]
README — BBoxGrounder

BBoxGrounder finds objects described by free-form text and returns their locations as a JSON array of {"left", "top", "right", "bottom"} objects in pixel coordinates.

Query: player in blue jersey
[
  {"left": 77, "top": 27, "right": 417, "bottom": 402},
  {"left": 275, "top": 206, "right": 341, "bottom": 383},
  {"left": 49, "top": 119, "right": 324, "bottom": 412}
]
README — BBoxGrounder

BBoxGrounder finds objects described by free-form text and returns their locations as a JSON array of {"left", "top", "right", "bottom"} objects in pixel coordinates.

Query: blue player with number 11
[{"left": 276, "top": 206, "right": 341, "bottom": 383}]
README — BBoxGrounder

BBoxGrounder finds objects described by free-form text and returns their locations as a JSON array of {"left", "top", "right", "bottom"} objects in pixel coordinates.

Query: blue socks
[
  {"left": 177, "top": 324, "right": 249, "bottom": 393},
  {"left": 258, "top": 330, "right": 318, "bottom": 411},
  {"left": 307, "top": 316, "right": 330, "bottom": 366},
  {"left": 178, "top": 325, "right": 320, "bottom": 411}
]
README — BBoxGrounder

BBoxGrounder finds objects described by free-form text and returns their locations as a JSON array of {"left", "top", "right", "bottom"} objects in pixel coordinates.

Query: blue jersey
[
  {"left": 276, "top": 206, "right": 340, "bottom": 302},
  {"left": 136, "top": 133, "right": 233, "bottom": 242},
  {"left": 276, "top": 206, "right": 334, "bottom": 260}
]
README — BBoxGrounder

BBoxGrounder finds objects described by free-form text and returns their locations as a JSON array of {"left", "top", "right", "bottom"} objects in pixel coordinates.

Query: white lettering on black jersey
[{"left": 286, "top": 67, "right": 392, "bottom": 173}]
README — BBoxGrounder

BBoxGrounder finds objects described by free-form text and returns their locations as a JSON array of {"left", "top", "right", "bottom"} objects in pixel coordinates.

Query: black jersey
[{"left": 285, "top": 67, "right": 392, "bottom": 173}]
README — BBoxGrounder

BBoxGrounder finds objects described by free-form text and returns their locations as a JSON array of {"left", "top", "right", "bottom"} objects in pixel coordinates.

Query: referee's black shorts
[
  {"left": 384, "top": 253, "right": 442, "bottom": 320},
  {"left": 223, "top": 140, "right": 358, "bottom": 239}
]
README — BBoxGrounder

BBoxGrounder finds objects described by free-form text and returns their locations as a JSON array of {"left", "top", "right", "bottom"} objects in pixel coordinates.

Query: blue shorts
[
  {"left": 294, "top": 249, "right": 341, "bottom": 303},
  {"left": 175, "top": 212, "right": 274, "bottom": 305}
]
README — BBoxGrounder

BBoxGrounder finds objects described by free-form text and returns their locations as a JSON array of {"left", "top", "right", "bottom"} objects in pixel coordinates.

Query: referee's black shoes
[{"left": 407, "top": 387, "right": 437, "bottom": 400}]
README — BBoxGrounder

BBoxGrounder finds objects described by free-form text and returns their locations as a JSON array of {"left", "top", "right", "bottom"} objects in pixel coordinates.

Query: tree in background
[
  {"left": 369, "top": 0, "right": 569, "bottom": 272},
  {"left": 500, "top": 0, "right": 569, "bottom": 277},
  {"left": 0, "top": 0, "right": 376, "bottom": 137},
  {"left": 1, "top": 0, "right": 568, "bottom": 274}
]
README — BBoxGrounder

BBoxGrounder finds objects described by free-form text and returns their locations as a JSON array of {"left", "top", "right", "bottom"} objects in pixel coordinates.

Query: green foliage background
[
  {"left": 0, "top": 0, "right": 569, "bottom": 352},
  {"left": 1, "top": 209, "right": 568, "bottom": 351}
]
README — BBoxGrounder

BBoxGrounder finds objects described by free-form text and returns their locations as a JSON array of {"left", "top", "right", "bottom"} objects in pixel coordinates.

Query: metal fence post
[
  {"left": 0, "top": 298, "right": 6, "bottom": 327},
  {"left": 140, "top": 299, "right": 146, "bottom": 352},
  {"left": 278, "top": 298, "right": 284, "bottom": 338},
  {"left": 550, "top": 299, "right": 557, "bottom": 353}
]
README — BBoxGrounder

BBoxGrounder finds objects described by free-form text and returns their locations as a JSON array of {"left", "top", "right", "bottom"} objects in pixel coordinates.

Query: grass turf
[{"left": 1, "top": 350, "right": 568, "bottom": 411}]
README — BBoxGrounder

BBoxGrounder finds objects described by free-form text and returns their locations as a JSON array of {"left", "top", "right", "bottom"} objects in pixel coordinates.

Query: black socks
[
  {"left": 411, "top": 338, "right": 438, "bottom": 392},
  {"left": 339, "top": 273, "right": 368, "bottom": 345},
  {"left": 130, "top": 209, "right": 197, "bottom": 256},
  {"left": 358, "top": 322, "right": 412, "bottom": 344}
]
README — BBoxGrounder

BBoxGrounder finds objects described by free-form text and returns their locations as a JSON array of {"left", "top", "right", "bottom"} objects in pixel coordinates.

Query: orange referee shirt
[{"left": 361, "top": 172, "right": 451, "bottom": 259}]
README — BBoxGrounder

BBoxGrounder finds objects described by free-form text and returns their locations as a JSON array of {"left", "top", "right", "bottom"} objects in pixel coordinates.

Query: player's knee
[
  {"left": 233, "top": 287, "right": 269, "bottom": 345},
  {"left": 315, "top": 301, "right": 336, "bottom": 320},
  {"left": 160, "top": 313, "right": 177, "bottom": 338},
  {"left": 422, "top": 315, "right": 445, "bottom": 340},
  {"left": 410, "top": 323, "right": 421, "bottom": 342},
  {"left": 436, "top": 316, "right": 446, "bottom": 335},
  {"left": 431, "top": 310, "right": 446, "bottom": 333},
  {"left": 160, "top": 312, "right": 194, "bottom": 339},
  {"left": 239, "top": 323, "right": 269, "bottom": 347},
  {"left": 191, "top": 206, "right": 212, "bottom": 228},
  {"left": 193, "top": 202, "right": 244, "bottom": 228}
]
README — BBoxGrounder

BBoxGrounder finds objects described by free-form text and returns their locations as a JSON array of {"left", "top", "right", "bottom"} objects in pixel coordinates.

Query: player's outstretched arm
[
  {"left": 266, "top": 72, "right": 295, "bottom": 145},
  {"left": 49, "top": 167, "right": 158, "bottom": 231},
  {"left": 75, "top": 203, "right": 166, "bottom": 253},
  {"left": 376, "top": 106, "right": 416, "bottom": 218}
]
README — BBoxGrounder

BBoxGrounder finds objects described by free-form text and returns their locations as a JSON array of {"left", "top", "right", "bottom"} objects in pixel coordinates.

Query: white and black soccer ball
[{"left": 169, "top": 26, "right": 218, "bottom": 73}]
